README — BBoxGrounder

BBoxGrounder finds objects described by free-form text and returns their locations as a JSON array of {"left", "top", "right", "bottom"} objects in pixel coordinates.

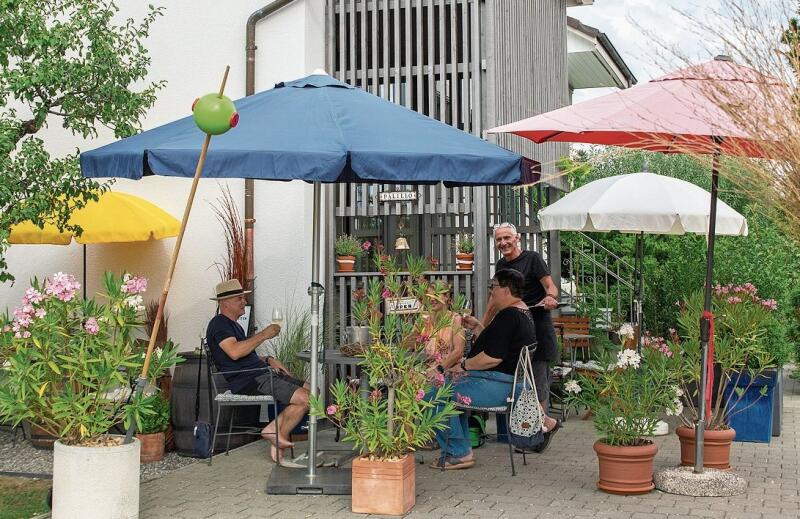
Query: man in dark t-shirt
[
  {"left": 205, "top": 279, "right": 309, "bottom": 463},
  {"left": 486, "top": 222, "right": 561, "bottom": 450}
]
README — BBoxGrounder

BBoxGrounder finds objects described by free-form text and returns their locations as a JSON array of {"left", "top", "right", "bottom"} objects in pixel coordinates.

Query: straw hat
[{"left": 210, "top": 279, "right": 251, "bottom": 301}]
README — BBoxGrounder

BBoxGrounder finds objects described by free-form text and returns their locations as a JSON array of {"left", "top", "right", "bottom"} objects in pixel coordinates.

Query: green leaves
[
  {"left": 0, "top": 0, "right": 165, "bottom": 283},
  {"left": 0, "top": 272, "right": 182, "bottom": 444},
  {"left": 311, "top": 255, "right": 460, "bottom": 459}
]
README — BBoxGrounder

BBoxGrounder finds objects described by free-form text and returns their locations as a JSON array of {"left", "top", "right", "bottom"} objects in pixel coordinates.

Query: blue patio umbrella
[
  {"left": 80, "top": 72, "right": 534, "bottom": 490},
  {"left": 81, "top": 74, "right": 533, "bottom": 184}
]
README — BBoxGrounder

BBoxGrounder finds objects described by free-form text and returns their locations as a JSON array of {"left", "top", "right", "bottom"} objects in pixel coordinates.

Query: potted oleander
[
  {"left": 136, "top": 394, "right": 171, "bottom": 463},
  {"left": 335, "top": 234, "right": 363, "bottom": 272},
  {"left": 668, "top": 285, "right": 777, "bottom": 469},
  {"left": 0, "top": 272, "right": 182, "bottom": 519},
  {"left": 565, "top": 343, "right": 681, "bottom": 495},
  {"left": 311, "top": 255, "right": 458, "bottom": 515},
  {"left": 455, "top": 234, "right": 474, "bottom": 271}
]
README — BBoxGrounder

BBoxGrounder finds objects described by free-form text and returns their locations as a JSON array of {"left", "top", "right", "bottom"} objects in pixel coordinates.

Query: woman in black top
[{"left": 428, "top": 269, "right": 536, "bottom": 470}]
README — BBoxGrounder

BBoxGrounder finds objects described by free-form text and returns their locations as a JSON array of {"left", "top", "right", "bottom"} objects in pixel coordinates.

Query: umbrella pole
[
  {"left": 633, "top": 232, "right": 644, "bottom": 350},
  {"left": 695, "top": 142, "right": 722, "bottom": 473},
  {"left": 307, "top": 181, "right": 323, "bottom": 481},
  {"left": 83, "top": 244, "right": 87, "bottom": 300},
  {"left": 124, "top": 67, "right": 230, "bottom": 445}
]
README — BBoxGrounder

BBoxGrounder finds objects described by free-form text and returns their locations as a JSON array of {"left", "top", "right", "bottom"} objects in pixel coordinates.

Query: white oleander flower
[
  {"left": 616, "top": 349, "right": 641, "bottom": 369},
  {"left": 618, "top": 322, "right": 635, "bottom": 341},
  {"left": 564, "top": 380, "right": 581, "bottom": 394}
]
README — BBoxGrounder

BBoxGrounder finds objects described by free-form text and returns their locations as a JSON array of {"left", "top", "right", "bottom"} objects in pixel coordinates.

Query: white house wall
[{"left": 1, "top": 0, "right": 326, "bottom": 352}]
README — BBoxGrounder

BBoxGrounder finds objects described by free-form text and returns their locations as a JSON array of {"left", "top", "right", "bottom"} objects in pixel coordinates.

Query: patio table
[{"left": 297, "top": 349, "right": 369, "bottom": 401}]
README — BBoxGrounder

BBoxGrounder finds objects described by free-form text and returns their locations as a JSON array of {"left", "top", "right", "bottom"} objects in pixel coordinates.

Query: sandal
[{"left": 429, "top": 455, "right": 475, "bottom": 470}]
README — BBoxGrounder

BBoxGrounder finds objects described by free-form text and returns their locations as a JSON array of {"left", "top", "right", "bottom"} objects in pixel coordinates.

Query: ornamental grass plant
[
  {"left": 0, "top": 272, "right": 182, "bottom": 445},
  {"left": 310, "top": 254, "right": 459, "bottom": 459}
]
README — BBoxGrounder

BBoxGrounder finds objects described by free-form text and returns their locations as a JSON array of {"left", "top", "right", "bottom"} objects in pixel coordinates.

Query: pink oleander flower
[
  {"left": 44, "top": 272, "right": 80, "bottom": 302},
  {"left": 726, "top": 296, "right": 742, "bottom": 304},
  {"left": 84, "top": 317, "right": 100, "bottom": 335},
  {"left": 416, "top": 389, "right": 425, "bottom": 401},
  {"left": 415, "top": 333, "right": 430, "bottom": 344},
  {"left": 362, "top": 241, "right": 372, "bottom": 251},
  {"left": 433, "top": 372, "right": 445, "bottom": 387},
  {"left": 455, "top": 393, "right": 472, "bottom": 406},
  {"left": 34, "top": 308, "right": 47, "bottom": 318},
  {"left": 14, "top": 330, "right": 31, "bottom": 339},
  {"left": 369, "top": 388, "right": 382, "bottom": 402},
  {"left": 23, "top": 288, "right": 43, "bottom": 305},
  {"left": 382, "top": 289, "right": 391, "bottom": 299},
  {"left": 433, "top": 352, "right": 443, "bottom": 363},
  {"left": 326, "top": 405, "right": 338, "bottom": 415},
  {"left": 762, "top": 299, "right": 778, "bottom": 311},
  {"left": 121, "top": 275, "right": 148, "bottom": 295}
]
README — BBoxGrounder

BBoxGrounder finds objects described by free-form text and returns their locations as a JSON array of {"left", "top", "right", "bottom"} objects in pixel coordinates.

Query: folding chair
[{"left": 201, "top": 339, "right": 282, "bottom": 465}]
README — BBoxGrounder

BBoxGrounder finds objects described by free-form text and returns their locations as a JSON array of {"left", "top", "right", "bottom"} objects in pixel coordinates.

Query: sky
[
  {"left": 569, "top": 0, "right": 792, "bottom": 100},
  {"left": 567, "top": 0, "right": 727, "bottom": 102}
]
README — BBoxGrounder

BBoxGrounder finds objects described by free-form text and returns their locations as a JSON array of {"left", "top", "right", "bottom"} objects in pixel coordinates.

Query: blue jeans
[{"left": 428, "top": 370, "right": 515, "bottom": 458}]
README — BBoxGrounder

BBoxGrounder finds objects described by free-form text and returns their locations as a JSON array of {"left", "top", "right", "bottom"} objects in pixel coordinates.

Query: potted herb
[
  {"left": 668, "top": 285, "right": 777, "bottom": 468},
  {"left": 0, "top": 272, "right": 182, "bottom": 518},
  {"left": 136, "top": 394, "right": 171, "bottom": 463},
  {"left": 455, "top": 234, "right": 474, "bottom": 271},
  {"left": 310, "top": 255, "right": 458, "bottom": 515},
  {"left": 334, "top": 234, "right": 363, "bottom": 272},
  {"left": 565, "top": 343, "right": 680, "bottom": 495}
]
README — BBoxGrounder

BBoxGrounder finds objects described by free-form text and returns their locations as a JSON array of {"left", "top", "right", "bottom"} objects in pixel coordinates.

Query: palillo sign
[{"left": 378, "top": 191, "right": 418, "bottom": 202}]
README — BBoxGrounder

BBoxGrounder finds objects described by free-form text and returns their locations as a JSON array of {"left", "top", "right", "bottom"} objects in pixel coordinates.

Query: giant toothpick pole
[{"left": 125, "top": 66, "right": 231, "bottom": 444}]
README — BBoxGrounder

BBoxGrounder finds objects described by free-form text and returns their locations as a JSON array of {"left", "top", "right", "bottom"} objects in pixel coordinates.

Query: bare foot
[
  {"left": 543, "top": 416, "right": 557, "bottom": 432},
  {"left": 269, "top": 444, "right": 285, "bottom": 463},
  {"left": 260, "top": 429, "right": 294, "bottom": 449}
]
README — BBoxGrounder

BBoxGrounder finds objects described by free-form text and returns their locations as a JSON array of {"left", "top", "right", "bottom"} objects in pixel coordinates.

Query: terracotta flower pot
[
  {"left": 351, "top": 454, "right": 415, "bottom": 515},
  {"left": 136, "top": 431, "right": 166, "bottom": 463},
  {"left": 593, "top": 440, "right": 658, "bottom": 495},
  {"left": 675, "top": 425, "right": 735, "bottom": 470},
  {"left": 455, "top": 252, "right": 474, "bottom": 271},
  {"left": 336, "top": 255, "right": 356, "bottom": 272}
]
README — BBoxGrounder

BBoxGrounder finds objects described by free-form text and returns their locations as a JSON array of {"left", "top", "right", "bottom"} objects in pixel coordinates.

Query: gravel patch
[{"left": 0, "top": 428, "right": 197, "bottom": 482}]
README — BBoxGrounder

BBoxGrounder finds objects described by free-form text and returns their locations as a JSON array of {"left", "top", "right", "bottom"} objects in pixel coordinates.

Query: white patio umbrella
[
  {"left": 540, "top": 171, "right": 748, "bottom": 335},
  {"left": 540, "top": 172, "right": 748, "bottom": 235}
]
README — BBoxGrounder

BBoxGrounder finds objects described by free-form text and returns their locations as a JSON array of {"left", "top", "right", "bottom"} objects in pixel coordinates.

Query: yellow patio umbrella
[
  {"left": 9, "top": 191, "right": 180, "bottom": 296},
  {"left": 10, "top": 191, "right": 180, "bottom": 245}
]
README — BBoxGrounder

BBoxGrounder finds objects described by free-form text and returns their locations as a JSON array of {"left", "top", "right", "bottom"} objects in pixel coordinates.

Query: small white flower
[
  {"left": 618, "top": 322, "right": 635, "bottom": 341},
  {"left": 666, "top": 397, "right": 684, "bottom": 417},
  {"left": 673, "top": 385, "right": 684, "bottom": 398},
  {"left": 564, "top": 380, "right": 581, "bottom": 394},
  {"left": 155, "top": 347, "right": 163, "bottom": 359},
  {"left": 616, "top": 349, "right": 641, "bottom": 369},
  {"left": 124, "top": 295, "right": 145, "bottom": 312}
]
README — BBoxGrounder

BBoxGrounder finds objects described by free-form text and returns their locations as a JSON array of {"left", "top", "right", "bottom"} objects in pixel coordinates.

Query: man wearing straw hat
[{"left": 206, "top": 279, "right": 310, "bottom": 463}]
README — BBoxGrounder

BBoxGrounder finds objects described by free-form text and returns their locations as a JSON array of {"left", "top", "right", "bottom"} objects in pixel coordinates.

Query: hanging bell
[{"left": 394, "top": 237, "right": 410, "bottom": 250}]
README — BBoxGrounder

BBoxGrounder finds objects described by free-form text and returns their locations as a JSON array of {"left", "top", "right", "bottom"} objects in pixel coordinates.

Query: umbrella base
[
  {"left": 654, "top": 466, "right": 746, "bottom": 497},
  {"left": 266, "top": 465, "right": 351, "bottom": 495}
]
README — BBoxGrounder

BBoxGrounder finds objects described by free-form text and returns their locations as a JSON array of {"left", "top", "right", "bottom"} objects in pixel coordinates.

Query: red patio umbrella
[{"left": 489, "top": 55, "right": 789, "bottom": 473}]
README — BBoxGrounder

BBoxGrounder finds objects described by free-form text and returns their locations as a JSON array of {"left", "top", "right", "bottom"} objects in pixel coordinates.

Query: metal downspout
[{"left": 244, "top": 0, "right": 298, "bottom": 307}]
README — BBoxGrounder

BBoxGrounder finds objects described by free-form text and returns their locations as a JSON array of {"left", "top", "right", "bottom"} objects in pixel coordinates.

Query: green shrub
[
  {"left": 334, "top": 234, "right": 363, "bottom": 257},
  {"left": 138, "top": 395, "right": 170, "bottom": 434}
]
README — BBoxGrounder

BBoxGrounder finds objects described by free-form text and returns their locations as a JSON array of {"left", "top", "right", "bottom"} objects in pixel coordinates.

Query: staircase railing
[{"left": 560, "top": 232, "right": 639, "bottom": 330}]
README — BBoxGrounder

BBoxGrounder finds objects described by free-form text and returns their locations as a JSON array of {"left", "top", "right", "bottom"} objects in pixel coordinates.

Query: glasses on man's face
[{"left": 487, "top": 282, "right": 499, "bottom": 291}]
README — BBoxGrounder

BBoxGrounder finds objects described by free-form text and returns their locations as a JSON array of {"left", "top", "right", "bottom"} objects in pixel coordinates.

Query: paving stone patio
[{"left": 140, "top": 374, "right": 800, "bottom": 518}]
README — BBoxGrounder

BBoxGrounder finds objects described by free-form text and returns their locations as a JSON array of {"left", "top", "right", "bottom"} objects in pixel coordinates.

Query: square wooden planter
[{"left": 351, "top": 454, "right": 415, "bottom": 515}]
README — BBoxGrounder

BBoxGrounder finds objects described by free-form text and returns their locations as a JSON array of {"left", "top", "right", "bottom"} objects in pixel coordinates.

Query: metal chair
[
  {"left": 201, "top": 339, "right": 282, "bottom": 465},
  {"left": 440, "top": 343, "right": 537, "bottom": 477}
]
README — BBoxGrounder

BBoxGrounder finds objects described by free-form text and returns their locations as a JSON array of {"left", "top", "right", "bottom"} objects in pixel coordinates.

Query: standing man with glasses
[{"left": 485, "top": 222, "right": 562, "bottom": 451}]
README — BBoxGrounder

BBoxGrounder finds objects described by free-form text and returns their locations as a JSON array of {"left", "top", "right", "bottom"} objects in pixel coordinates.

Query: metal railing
[{"left": 560, "top": 232, "right": 638, "bottom": 329}]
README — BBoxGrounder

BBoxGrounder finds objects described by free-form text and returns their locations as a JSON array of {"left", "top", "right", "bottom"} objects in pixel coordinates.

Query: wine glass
[{"left": 271, "top": 308, "right": 284, "bottom": 325}]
